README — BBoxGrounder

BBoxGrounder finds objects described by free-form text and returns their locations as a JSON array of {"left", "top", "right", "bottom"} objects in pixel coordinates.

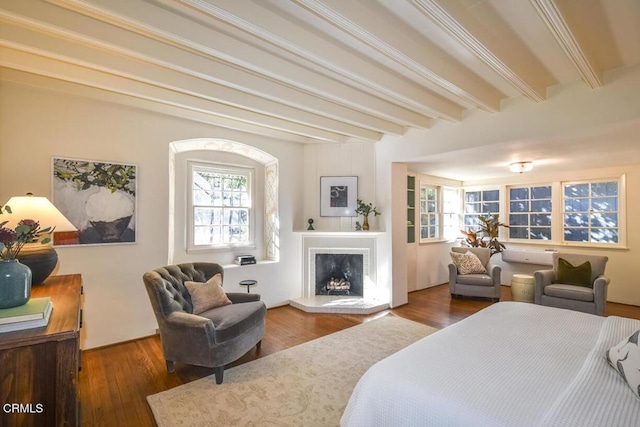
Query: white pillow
[
  {"left": 184, "top": 273, "right": 232, "bottom": 314},
  {"left": 450, "top": 251, "right": 487, "bottom": 275},
  {"left": 606, "top": 330, "right": 640, "bottom": 399}
]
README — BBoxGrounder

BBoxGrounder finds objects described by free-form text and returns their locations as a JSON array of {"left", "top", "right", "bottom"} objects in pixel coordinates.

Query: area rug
[{"left": 147, "top": 315, "right": 437, "bottom": 426}]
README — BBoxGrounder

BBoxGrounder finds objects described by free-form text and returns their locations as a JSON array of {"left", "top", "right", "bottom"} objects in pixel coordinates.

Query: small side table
[
  {"left": 511, "top": 274, "right": 535, "bottom": 303},
  {"left": 239, "top": 279, "right": 258, "bottom": 293}
]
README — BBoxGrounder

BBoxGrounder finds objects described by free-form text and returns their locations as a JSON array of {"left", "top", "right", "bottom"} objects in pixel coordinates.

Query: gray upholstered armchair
[
  {"left": 143, "top": 262, "right": 266, "bottom": 384},
  {"left": 534, "top": 253, "right": 609, "bottom": 316},
  {"left": 449, "top": 247, "right": 501, "bottom": 301}
]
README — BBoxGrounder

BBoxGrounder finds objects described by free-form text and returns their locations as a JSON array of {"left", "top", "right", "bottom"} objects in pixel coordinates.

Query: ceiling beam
[
  {"left": 296, "top": 0, "right": 503, "bottom": 113},
  {"left": 1, "top": 1, "right": 396, "bottom": 137},
  {"left": 411, "top": 0, "right": 547, "bottom": 102},
  {"left": 174, "top": 0, "right": 460, "bottom": 122},
  {"left": 0, "top": 46, "right": 363, "bottom": 142},
  {"left": 530, "top": 0, "right": 602, "bottom": 89}
]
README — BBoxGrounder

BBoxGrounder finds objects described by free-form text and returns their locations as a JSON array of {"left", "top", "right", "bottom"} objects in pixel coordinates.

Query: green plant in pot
[
  {"left": 461, "top": 213, "right": 509, "bottom": 256},
  {"left": 355, "top": 199, "right": 381, "bottom": 231},
  {"left": 0, "top": 205, "right": 53, "bottom": 308}
]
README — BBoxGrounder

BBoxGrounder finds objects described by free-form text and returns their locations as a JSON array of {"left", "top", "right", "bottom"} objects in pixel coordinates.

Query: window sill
[
  {"left": 187, "top": 243, "right": 257, "bottom": 254},
  {"left": 222, "top": 259, "right": 278, "bottom": 269}
]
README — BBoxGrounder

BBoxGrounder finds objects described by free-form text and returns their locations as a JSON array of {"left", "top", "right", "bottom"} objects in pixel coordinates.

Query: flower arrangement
[
  {"left": 0, "top": 205, "right": 53, "bottom": 260},
  {"left": 355, "top": 199, "right": 381, "bottom": 217},
  {"left": 461, "top": 213, "right": 509, "bottom": 256}
]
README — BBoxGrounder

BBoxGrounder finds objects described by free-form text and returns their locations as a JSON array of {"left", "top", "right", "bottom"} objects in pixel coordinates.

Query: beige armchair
[
  {"left": 143, "top": 262, "right": 266, "bottom": 384},
  {"left": 534, "top": 253, "right": 609, "bottom": 316},
  {"left": 449, "top": 247, "right": 501, "bottom": 302}
]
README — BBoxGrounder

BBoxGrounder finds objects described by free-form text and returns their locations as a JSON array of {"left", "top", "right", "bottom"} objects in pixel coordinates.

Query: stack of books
[
  {"left": 0, "top": 297, "right": 53, "bottom": 333},
  {"left": 234, "top": 255, "right": 257, "bottom": 265}
]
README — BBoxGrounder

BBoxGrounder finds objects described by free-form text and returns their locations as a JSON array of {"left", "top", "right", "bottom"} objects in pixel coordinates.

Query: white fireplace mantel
[{"left": 290, "top": 231, "right": 389, "bottom": 314}]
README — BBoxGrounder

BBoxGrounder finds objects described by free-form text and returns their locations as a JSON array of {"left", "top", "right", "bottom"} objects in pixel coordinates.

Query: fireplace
[
  {"left": 315, "top": 253, "right": 364, "bottom": 296},
  {"left": 290, "top": 232, "right": 388, "bottom": 314}
]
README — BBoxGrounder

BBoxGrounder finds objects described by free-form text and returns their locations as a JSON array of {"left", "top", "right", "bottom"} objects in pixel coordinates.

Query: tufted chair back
[{"left": 143, "top": 262, "right": 224, "bottom": 317}]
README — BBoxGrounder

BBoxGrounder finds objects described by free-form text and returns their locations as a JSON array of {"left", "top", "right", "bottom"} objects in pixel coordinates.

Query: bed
[{"left": 341, "top": 302, "right": 640, "bottom": 426}]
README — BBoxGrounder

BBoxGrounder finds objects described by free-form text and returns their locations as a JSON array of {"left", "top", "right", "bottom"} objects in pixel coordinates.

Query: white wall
[
  {"left": 378, "top": 63, "right": 640, "bottom": 306},
  {"left": 0, "top": 80, "right": 304, "bottom": 349}
]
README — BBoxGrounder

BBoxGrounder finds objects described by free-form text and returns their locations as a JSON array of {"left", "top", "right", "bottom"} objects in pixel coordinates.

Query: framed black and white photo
[
  {"left": 320, "top": 176, "right": 358, "bottom": 217},
  {"left": 52, "top": 157, "right": 137, "bottom": 245}
]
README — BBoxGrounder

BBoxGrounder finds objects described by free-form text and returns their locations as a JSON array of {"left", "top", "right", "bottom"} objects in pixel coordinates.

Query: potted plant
[
  {"left": 355, "top": 199, "right": 381, "bottom": 231},
  {"left": 0, "top": 205, "right": 53, "bottom": 308},
  {"left": 460, "top": 213, "right": 509, "bottom": 256}
]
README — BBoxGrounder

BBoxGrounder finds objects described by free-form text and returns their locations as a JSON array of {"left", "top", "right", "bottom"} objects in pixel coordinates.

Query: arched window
[{"left": 169, "top": 138, "right": 279, "bottom": 263}]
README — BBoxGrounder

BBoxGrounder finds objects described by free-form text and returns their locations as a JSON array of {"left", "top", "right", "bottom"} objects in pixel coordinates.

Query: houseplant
[
  {"left": 355, "top": 199, "right": 381, "bottom": 231},
  {"left": 0, "top": 205, "right": 53, "bottom": 308},
  {"left": 460, "top": 213, "right": 509, "bottom": 256}
]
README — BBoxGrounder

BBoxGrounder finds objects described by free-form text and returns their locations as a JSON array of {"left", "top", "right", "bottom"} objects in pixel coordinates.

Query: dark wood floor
[{"left": 79, "top": 284, "right": 640, "bottom": 426}]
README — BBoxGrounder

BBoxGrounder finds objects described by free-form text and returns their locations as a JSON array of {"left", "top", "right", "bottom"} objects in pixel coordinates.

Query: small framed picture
[{"left": 320, "top": 176, "right": 358, "bottom": 217}]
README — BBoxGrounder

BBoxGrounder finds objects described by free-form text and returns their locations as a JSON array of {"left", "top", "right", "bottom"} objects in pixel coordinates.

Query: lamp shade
[
  {"left": 2, "top": 194, "right": 76, "bottom": 284},
  {"left": 2, "top": 194, "right": 77, "bottom": 232},
  {"left": 509, "top": 162, "right": 533, "bottom": 174}
]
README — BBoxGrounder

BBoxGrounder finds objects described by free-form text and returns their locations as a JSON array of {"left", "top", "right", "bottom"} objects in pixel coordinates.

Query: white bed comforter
[{"left": 341, "top": 302, "right": 640, "bottom": 426}]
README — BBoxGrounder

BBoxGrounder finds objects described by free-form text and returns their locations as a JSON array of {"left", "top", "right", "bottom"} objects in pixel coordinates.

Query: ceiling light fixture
[{"left": 509, "top": 161, "right": 533, "bottom": 174}]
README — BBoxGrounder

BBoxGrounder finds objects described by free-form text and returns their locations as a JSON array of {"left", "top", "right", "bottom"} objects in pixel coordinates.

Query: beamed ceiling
[{"left": 1, "top": 0, "right": 639, "bottom": 178}]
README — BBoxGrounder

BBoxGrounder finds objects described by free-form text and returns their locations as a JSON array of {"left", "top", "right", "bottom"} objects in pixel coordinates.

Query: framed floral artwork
[
  {"left": 320, "top": 176, "right": 358, "bottom": 217},
  {"left": 52, "top": 157, "right": 137, "bottom": 245}
]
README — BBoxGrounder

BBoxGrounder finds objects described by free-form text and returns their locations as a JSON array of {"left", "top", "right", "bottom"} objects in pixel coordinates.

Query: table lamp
[{"left": 2, "top": 193, "right": 77, "bottom": 284}]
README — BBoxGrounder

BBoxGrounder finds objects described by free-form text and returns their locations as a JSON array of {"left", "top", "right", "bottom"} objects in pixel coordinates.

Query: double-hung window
[
  {"left": 189, "top": 162, "right": 253, "bottom": 249},
  {"left": 419, "top": 185, "right": 439, "bottom": 240},
  {"left": 463, "top": 189, "right": 499, "bottom": 229},
  {"left": 508, "top": 185, "right": 552, "bottom": 240},
  {"left": 563, "top": 180, "right": 619, "bottom": 244}
]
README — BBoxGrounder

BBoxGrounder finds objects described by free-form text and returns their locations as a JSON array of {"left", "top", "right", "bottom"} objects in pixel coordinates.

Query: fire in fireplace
[{"left": 315, "top": 253, "right": 364, "bottom": 296}]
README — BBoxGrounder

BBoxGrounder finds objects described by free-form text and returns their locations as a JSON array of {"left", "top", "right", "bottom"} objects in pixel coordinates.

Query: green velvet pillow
[{"left": 557, "top": 258, "right": 592, "bottom": 287}]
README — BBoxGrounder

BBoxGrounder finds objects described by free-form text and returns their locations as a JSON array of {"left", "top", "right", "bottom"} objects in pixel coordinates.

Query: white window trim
[
  {"left": 417, "top": 184, "right": 461, "bottom": 244},
  {"left": 187, "top": 161, "right": 256, "bottom": 252},
  {"left": 560, "top": 175, "right": 626, "bottom": 248},
  {"left": 506, "top": 182, "right": 554, "bottom": 242},
  {"left": 419, "top": 183, "right": 440, "bottom": 243}
]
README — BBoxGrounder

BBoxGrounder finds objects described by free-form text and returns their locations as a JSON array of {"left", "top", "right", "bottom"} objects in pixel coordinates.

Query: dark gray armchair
[
  {"left": 534, "top": 253, "right": 609, "bottom": 316},
  {"left": 449, "top": 247, "right": 501, "bottom": 301},
  {"left": 143, "top": 262, "right": 266, "bottom": 384}
]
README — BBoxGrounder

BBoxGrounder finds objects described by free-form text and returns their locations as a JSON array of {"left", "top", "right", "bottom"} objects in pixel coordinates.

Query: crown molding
[{"left": 530, "top": 0, "right": 602, "bottom": 89}]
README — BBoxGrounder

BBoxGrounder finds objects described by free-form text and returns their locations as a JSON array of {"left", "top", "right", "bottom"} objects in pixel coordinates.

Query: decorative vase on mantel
[
  {"left": 362, "top": 214, "right": 370, "bottom": 231},
  {"left": 0, "top": 259, "right": 32, "bottom": 309}
]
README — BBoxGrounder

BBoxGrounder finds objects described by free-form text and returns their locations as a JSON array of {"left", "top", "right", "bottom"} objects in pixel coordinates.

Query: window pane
[
  {"left": 420, "top": 214, "right": 428, "bottom": 226},
  {"left": 531, "top": 200, "right": 552, "bottom": 212},
  {"left": 509, "top": 214, "right": 528, "bottom": 226},
  {"left": 482, "top": 202, "right": 499, "bottom": 213},
  {"left": 564, "top": 228, "right": 589, "bottom": 242},
  {"left": 591, "top": 181, "right": 617, "bottom": 197},
  {"left": 510, "top": 188, "right": 528, "bottom": 200},
  {"left": 530, "top": 227, "right": 552, "bottom": 240},
  {"left": 590, "top": 213, "right": 618, "bottom": 228},
  {"left": 429, "top": 226, "right": 437, "bottom": 237},
  {"left": 564, "top": 199, "right": 589, "bottom": 212},
  {"left": 465, "top": 203, "right": 480, "bottom": 213},
  {"left": 531, "top": 213, "right": 551, "bottom": 227},
  {"left": 510, "top": 201, "right": 529, "bottom": 212},
  {"left": 483, "top": 190, "right": 499, "bottom": 201},
  {"left": 564, "top": 183, "right": 589, "bottom": 197},
  {"left": 193, "top": 189, "right": 222, "bottom": 205},
  {"left": 532, "top": 186, "right": 552, "bottom": 199},
  {"left": 428, "top": 202, "right": 436, "bottom": 212},
  {"left": 465, "top": 191, "right": 480, "bottom": 202},
  {"left": 564, "top": 213, "right": 588, "bottom": 227},
  {"left": 510, "top": 227, "right": 528, "bottom": 239},
  {"left": 464, "top": 215, "right": 479, "bottom": 227},
  {"left": 194, "top": 226, "right": 222, "bottom": 245},
  {"left": 224, "top": 209, "right": 248, "bottom": 225},
  {"left": 591, "top": 228, "right": 618, "bottom": 243},
  {"left": 420, "top": 227, "right": 428, "bottom": 239},
  {"left": 224, "top": 225, "right": 248, "bottom": 243},
  {"left": 429, "top": 215, "right": 438, "bottom": 226},
  {"left": 194, "top": 208, "right": 221, "bottom": 226},
  {"left": 591, "top": 197, "right": 617, "bottom": 211}
]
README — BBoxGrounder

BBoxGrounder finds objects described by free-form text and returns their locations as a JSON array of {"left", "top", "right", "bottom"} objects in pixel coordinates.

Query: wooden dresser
[{"left": 0, "top": 274, "right": 83, "bottom": 427}]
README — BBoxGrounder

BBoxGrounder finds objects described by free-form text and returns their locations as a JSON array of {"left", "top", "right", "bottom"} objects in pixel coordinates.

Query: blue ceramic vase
[{"left": 0, "top": 259, "right": 32, "bottom": 309}]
